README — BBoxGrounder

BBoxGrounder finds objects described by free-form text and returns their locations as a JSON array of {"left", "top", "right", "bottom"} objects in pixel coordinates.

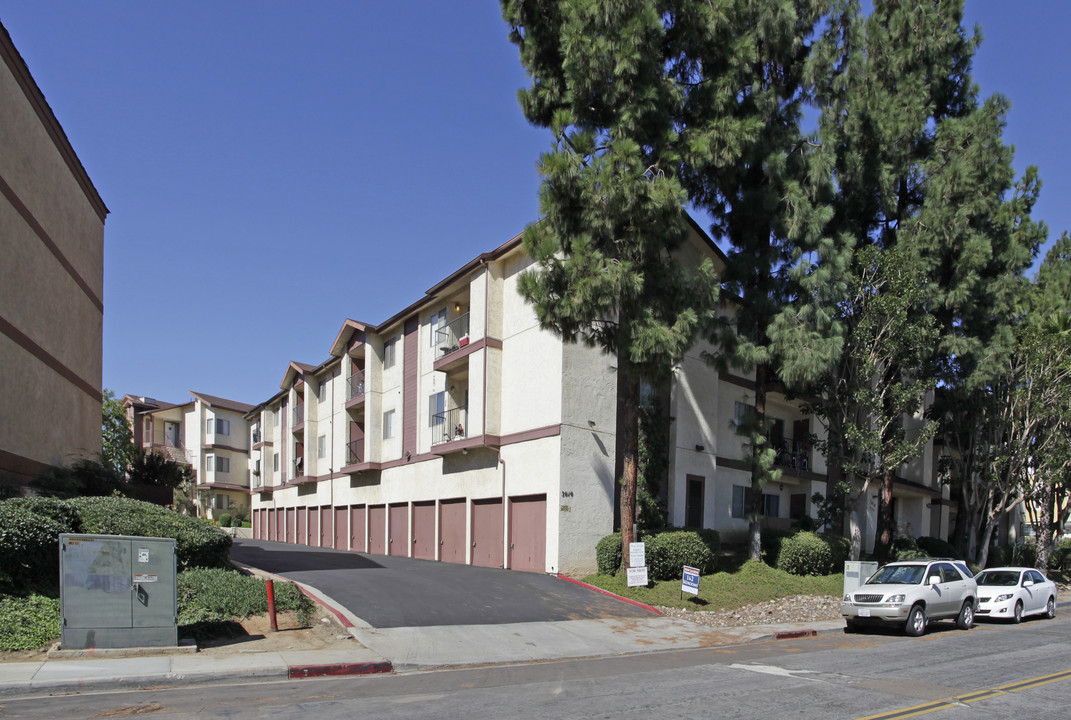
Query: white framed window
[
  {"left": 731, "top": 485, "right": 747, "bottom": 519},
  {"left": 206, "top": 454, "right": 215, "bottom": 472},
  {"left": 273, "top": 453, "right": 279, "bottom": 471},
  {"left": 429, "top": 391, "right": 445, "bottom": 427},
  {"left": 383, "top": 409, "right": 396, "bottom": 439},
  {"left": 215, "top": 418, "right": 230, "bottom": 436},
  {"left": 429, "top": 308, "right": 447, "bottom": 346},
  {"left": 317, "top": 434, "right": 327, "bottom": 459},
  {"left": 206, "top": 418, "right": 214, "bottom": 435},
  {"left": 217, "top": 456, "right": 230, "bottom": 473},
  {"left": 273, "top": 408, "right": 280, "bottom": 426},
  {"left": 318, "top": 377, "right": 329, "bottom": 403},
  {"left": 214, "top": 494, "right": 229, "bottom": 510},
  {"left": 384, "top": 337, "right": 398, "bottom": 368}
]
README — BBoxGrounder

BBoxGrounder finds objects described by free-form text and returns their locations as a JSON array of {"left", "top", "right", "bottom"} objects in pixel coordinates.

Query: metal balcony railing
[
  {"left": 431, "top": 406, "right": 468, "bottom": 446},
  {"left": 772, "top": 437, "right": 811, "bottom": 474},
  {"left": 435, "top": 313, "right": 471, "bottom": 355},
  {"left": 347, "top": 439, "right": 363, "bottom": 465},
  {"left": 347, "top": 371, "right": 365, "bottom": 400}
]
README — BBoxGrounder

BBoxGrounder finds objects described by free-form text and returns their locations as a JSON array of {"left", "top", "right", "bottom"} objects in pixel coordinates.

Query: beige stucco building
[{"left": 0, "top": 22, "right": 107, "bottom": 493}]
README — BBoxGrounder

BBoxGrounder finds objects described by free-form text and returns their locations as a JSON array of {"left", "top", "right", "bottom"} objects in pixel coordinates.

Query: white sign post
[{"left": 627, "top": 542, "right": 648, "bottom": 587}]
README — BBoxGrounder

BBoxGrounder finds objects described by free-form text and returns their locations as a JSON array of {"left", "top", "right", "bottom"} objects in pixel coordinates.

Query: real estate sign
[{"left": 681, "top": 565, "right": 700, "bottom": 595}]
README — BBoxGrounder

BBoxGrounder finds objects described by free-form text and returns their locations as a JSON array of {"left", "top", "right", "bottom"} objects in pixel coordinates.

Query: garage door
[
  {"left": 412, "top": 501, "right": 436, "bottom": 560},
  {"left": 334, "top": 506, "right": 348, "bottom": 550},
  {"left": 508, "top": 494, "right": 547, "bottom": 573},
  {"left": 350, "top": 505, "right": 366, "bottom": 552},
  {"left": 368, "top": 505, "right": 386, "bottom": 555},
  {"left": 439, "top": 498, "right": 466, "bottom": 564},
  {"left": 320, "top": 507, "right": 332, "bottom": 548},
  {"left": 389, "top": 503, "right": 408, "bottom": 557},
  {"left": 472, "top": 498, "right": 504, "bottom": 568},
  {"left": 286, "top": 507, "right": 296, "bottom": 544},
  {"left": 267, "top": 509, "right": 277, "bottom": 542},
  {"left": 299, "top": 507, "right": 309, "bottom": 545}
]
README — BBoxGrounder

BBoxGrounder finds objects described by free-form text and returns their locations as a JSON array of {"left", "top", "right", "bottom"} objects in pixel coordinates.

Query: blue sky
[{"left": 1, "top": 2, "right": 1067, "bottom": 407}]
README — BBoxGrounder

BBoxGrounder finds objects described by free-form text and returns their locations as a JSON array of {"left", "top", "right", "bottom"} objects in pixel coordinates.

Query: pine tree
[{"left": 502, "top": 0, "right": 719, "bottom": 563}]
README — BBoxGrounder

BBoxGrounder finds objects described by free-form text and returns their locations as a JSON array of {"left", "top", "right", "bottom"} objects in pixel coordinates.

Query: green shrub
[
  {"left": 760, "top": 527, "right": 793, "bottom": 566},
  {"left": 1012, "top": 540, "right": 1037, "bottom": 568},
  {"left": 217, "top": 513, "right": 232, "bottom": 528},
  {"left": 177, "top": 568, "right": 313, "bottom": 637},
  {"left": 596, "top": 532, "right": 622, "bottom": 575},
  {"left": 0, "top": 502, "right": 72, "bottom": 592},
  {"left": 777, "top": 531, "right": 833, "bottom": 576},
  {"left": 916, "top": 536, "right": 961, "bottom": 559},
  {"left": 1049, "top": 538, "right": 1071, "bottom": 574},
  {"left": 891, "top": 537, "right": 924, "bottom": 561},
  {"left": 644, "top": 530, "right": 716, "bottom": 581},
  {"left": 231, "top": 516, "right": 245, "bottom": 528},
  {"left": 821, "top": 533, "right": 851, "bottom": 570},
  {"left": 68, "top": 496, "right": 231, "bottom": 569},
  {"left": 0, "top": 594, "right": 61, "bottom": 651}
]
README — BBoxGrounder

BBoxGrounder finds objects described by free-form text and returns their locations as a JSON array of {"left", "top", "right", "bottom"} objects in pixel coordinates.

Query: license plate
[{"left": 859, "top": 608, "right": 871, "bottom": 617}]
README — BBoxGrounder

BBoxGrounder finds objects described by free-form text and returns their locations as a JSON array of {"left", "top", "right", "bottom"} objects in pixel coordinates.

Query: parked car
[
  {"left": 974, "top": 567, "right": 1057, "bottom": 623},
  {"left": 842, "top": 558, "right": 978, "bottom": 636}
]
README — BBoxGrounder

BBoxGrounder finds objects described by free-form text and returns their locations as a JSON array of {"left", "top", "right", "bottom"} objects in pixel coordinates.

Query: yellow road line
[{"left": 854, "top": 668, "right": 1071, "bottom": 720}]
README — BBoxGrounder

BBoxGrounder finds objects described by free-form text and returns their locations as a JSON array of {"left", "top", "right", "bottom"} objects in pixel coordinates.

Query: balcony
[
  {"left": 434, "top": 313, "right": 471, "bottom": 372},
  {"left": 431, "top": 406, "right": 469, "bottom": 447},
  {"left": 772, "top": 437, "right": 811, "bottom": 476},
  {"left": 346, "top": 371, "right": 365, "bottom": 407},
  {"left": 347, "top": 439, "right": 363, "bottom": 465},
  {"left": 292, "top": 403, "right": 305, "bottom": 431}
]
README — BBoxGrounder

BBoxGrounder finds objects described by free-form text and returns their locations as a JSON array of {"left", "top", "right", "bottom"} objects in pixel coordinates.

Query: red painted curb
[
  {"left": 296, "top": 584, "right": 355, "bottom": 629},
  {"left": 774, "top": 630, "right": 817, "bottom": 640},
  {"left": 289, "top": 661, "right": 393, "bottom": 679},
  {"left": 556, "top": 574, "right": 663, "bottom": 616}
]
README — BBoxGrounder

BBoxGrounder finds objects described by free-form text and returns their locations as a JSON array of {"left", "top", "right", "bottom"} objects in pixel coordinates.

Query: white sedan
[{"left": 974, "top": 567, "right": 1058, "bottom": 623}]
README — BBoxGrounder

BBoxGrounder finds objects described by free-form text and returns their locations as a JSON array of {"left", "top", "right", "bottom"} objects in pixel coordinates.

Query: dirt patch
[{"left": 0, "top": 610, "right": 359, "bottom": 663}]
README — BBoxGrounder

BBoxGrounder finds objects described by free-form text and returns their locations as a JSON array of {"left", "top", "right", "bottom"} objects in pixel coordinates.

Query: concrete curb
[
  {"left": 289, "top": 660, "right": 394, "bottom": 678},
  {"left": 556, "top": 574, "right": 663, "bottom": 615}
]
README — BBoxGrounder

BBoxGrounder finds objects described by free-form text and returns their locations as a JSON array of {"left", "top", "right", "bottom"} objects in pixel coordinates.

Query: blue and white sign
[{"left": 681, "top": 565, "right": 700, "bottom": 595}]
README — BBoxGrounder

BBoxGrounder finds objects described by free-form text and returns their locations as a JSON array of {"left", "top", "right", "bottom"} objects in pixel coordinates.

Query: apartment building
[
  {"left": 125, "top": 392, "right": 254, "bottom": 520},
  {"left": 0, "top": 22, "right": 107, "bottom": 493}
]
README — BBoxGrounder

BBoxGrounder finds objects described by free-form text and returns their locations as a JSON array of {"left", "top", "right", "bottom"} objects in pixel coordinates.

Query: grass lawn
[{"left": 582, "top": 558, "right": 844, "bottom": 612}]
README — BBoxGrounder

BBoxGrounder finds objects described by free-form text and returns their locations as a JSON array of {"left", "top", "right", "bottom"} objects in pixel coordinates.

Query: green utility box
[{"left": 59, "top": 534, "right": 178, "bottom": 649}]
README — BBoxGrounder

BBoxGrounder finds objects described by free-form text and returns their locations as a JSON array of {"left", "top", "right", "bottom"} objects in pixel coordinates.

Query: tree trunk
[
  {"left": 846, "top": 487, "right": 863, "bottom": 561},
  {"left": 874, "top": 467, "right": 896, "bottom": 563},
  {"left": 977, "top": 520, "right": 995, "bottom": 570},
  {"left": 1035, "top": 488, "right": 1056, "bottom": 572},
  {"left": 618, "top": 345, "right": 640, "bottom": 568},
  {"left": 749, "top": 363, "right": 769, "bottom": 561}
]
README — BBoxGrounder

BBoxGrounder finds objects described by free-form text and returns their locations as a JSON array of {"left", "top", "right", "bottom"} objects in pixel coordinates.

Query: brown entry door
[
  {"left": 508, "top": 495, "right": 547, "bottom": 573},
  {"left": 472, "top": 498, "right": 504, "bottom": 568}
]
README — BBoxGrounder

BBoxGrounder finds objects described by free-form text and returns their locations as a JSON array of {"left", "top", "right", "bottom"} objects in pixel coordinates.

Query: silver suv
[{"left": 841, "top": 559, "right": 978, "bottom": 636}]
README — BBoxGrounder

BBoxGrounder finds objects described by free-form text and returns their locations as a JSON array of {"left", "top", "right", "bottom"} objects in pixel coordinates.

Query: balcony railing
[
  {"left": 431, "top": 406, "right": 468, "bottom": 446},
  {"left": 435, "top": 313, "right": 471, "bottom": 355},
  {"left": 772, "top": 437, "right": 811, "bottom": 474},
  {"left": 347, "top": 439, "right": 363, "bottom": 465},
  {"left": 347, "top": 371, "right": 365, "bottom": 401},
  {"left": 293, "top": 403, "right": 305, "bottom": 428}
]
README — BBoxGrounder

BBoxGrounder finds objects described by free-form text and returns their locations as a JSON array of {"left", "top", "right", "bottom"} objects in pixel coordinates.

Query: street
[{"left": 5, "top": 614, "right": 1070, "bottom": 719}]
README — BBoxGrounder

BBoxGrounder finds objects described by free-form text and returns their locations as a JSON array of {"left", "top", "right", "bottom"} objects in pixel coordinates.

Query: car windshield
[
  {"left": 868, "top": 564, "right": 925, "bottom": 585},
  {"left": 976, "top": 571, "right": 1020, "bottom": 587}
]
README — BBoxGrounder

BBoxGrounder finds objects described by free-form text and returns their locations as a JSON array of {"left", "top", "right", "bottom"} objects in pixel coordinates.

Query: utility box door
[
  {"left": 60, "top": 534, "right": 178, "bottom": 649},
  {"left": 843, "top": 561, "right": 879, "bottom": 596}
]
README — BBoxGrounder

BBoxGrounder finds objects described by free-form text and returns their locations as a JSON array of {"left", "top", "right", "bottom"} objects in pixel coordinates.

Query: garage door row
[{"left": 252, "top": 494, "right": 548, "bottom": 573}]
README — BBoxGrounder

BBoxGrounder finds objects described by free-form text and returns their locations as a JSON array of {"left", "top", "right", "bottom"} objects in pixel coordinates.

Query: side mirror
[
  {"left": 1023, "top": 580, "right": 1034, "bottom": 588},
  {"left": 928, "top": 575, "right": 942, "bottom": 586}
]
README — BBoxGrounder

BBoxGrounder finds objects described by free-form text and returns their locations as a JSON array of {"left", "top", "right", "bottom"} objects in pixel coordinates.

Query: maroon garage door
[
  {"left": 439, "top": 498, "right": 466, "bottom": 564},
  {"left": 308, "top": 508, "right": 319, "bottom": 547},
  {"left": 334, "top": 507, "right": 348, "bottom": 550},
  {"left": 350, "top": 505, "right": 366, "bottom": 552},
  {"left": 411, "top": 501, "right": 436, "bottom": 560},
  {"left": 508, "top": 494, "right": 547, "bottom": 573},
  {"left": 388, "top": 503, "right": 408, "bottom": 557},
  {"left": 320, "top": 507, "right": 332, "bottom": 548},
  {"left": 268, "top": 509, "right": 277, "bottom": 542},
  {"left": 298, "top": 508, "right": 309, "bottom": 545},
  {"left": 472, "top": 498, "right": 504, "bottom": 568},
  {"left": 368, "top": 505, "right": 386, "bottom": 555},
  {"left": 286, "top": 508, "right": 296, "bottom": 544}
]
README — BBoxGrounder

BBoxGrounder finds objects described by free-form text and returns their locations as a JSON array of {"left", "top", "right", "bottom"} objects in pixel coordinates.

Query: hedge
[
  {"left": 0, "top": 503, "right": 70, "bottom": 591},
  {"left": 596, "top": 532, "right": 622, "bottom": 575},
  {"left": 777, "top": 532, "right": 833, "bottom": 576},
  {"left": 644, "top": 530, "right": 718, "bottom": 580}
]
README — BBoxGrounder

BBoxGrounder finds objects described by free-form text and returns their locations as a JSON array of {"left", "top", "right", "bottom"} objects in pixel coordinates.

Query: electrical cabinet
[
  {"left": 59, "top": 534, "right": 178, "bottom": 649},
  {"left": 843, "top": 560, "right": 879, "bottom": 597}
]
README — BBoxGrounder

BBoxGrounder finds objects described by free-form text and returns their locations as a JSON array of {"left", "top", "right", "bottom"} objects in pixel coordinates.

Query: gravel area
[{"left": 657, "top": 594, "right": 843, "bottom": 627}]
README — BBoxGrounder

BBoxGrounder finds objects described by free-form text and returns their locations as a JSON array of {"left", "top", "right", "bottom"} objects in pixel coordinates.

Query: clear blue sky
[{"left": 1, "top": 2, "right": 1066, "bottom": 408}]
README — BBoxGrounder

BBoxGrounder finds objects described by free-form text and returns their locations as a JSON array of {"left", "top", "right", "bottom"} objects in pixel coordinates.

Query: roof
[{"left": 189, "top": 391, "right": 255, "bottom": 414}]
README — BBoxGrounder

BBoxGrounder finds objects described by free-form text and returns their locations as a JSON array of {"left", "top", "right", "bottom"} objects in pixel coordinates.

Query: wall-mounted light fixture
[
  {"left": 695, "top": 444, "right": 705, "bottom": 452},
  {"left": 588, "top": 420, "right": 596, "bottom": 429}
]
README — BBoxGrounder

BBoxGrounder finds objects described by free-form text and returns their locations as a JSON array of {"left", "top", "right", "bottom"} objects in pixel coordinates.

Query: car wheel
[
  {"left": 1013, "top": 601, "right": 1023, "bottom": 624},
  {"left": 906, "top": 604, "right": 926, "bottom": 637},
  {"left": 956, "top": 600, "right": 974, "bottom": 630},
  {"left": 1046, "top": 596, "right": 1056, "bottom": 619}
]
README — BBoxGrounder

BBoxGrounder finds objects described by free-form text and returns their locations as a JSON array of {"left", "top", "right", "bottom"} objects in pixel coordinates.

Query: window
[
  {"left": 273, "top": 408, "right": 280, "bottom": 426},
  {"left": 214, "top": 494, "right": 229, "bottom": 510},
  {"left": 763, "top": 493, "right": 779, "bottom": 518},
  {"left": 429, "top": 391, "right": 445, "bottom": 427},
  {"left": 430, "top": 308, "right": 447, "bottom": 346},
  {"left": 317, "top": 434, "right": 327, "bottom": 459},
  {"left": 383, "top": 409, "right": 395, "bottom": 439},
  {"left": 206, "top": 418, "right": 213, "bottom": 435},
  {"left": 731, "top": 485, "right": 747, "bottom": 519},
  {"left": 734, "top": 402, "right": 756, "bottom": 434},
  {"left": 216, "top": 456, "right": 230, "bottom": 474},
  {"left": 318, "top": 377, "right": 329, "bottom": 403},
  {"left": 144, "top": 418, "right": 151, "bottom": 435},
  {"left": 215, "top": 418, "right": 230, "bottom": 436},
  {"left": 206, "top": 454, "right": 214, "bottom": 472},
  {"left": 273, "top": 453, "right": 279, "bottom": 471},
  {"left": 384, "top": 337, "right": 397, "bottom": 369}
]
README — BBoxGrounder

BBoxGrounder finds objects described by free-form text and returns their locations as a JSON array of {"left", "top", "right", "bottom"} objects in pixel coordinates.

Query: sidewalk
[{"left": 0, "top": 575, "right": 846, "bottom": 699}]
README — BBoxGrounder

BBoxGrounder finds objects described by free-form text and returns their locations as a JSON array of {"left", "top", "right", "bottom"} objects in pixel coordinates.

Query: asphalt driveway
[{"left": 230, "top": 538, "right": 655, "bottom": 628}]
